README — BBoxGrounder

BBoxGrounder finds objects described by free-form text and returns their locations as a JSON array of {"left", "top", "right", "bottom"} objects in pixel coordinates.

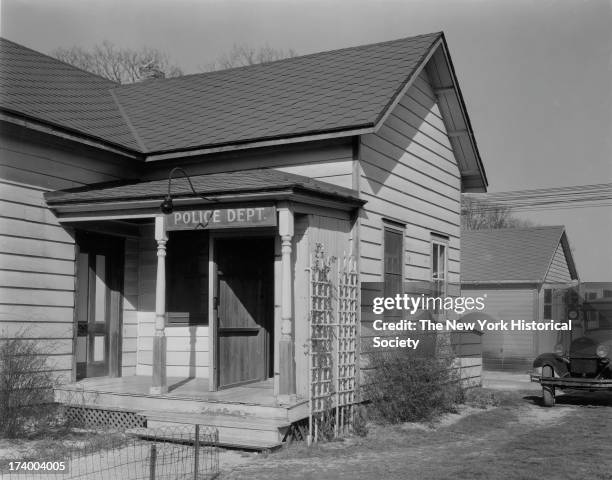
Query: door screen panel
[{"left": 215, "top": 237, "right": 274, "bottom": 389}]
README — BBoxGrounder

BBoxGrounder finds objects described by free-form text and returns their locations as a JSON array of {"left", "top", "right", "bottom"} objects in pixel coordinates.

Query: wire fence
[{"left": 3, "top": 425, "right": 219, "bottom": 480}]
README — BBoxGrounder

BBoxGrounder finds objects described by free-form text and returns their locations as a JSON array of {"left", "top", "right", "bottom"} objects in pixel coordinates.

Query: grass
[
  {"left": 0, "top": 428, "right": 130, "bottom": 471},
  {"left": 221, "top": 389, "right": 612, "bottom": 480}
]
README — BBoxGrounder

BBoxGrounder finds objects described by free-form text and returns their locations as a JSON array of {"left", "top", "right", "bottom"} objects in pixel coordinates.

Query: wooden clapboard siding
[
  {"left": 0, "top": 124, "right": 139, "bottom": 190},
  {"left": 357, "top": 69, "right": 463, "bottom": 373},
  {"left": 451, "top": 331, "right": 483, "bottom": 386},
  {"left": 122, "top": 238, "right": 139, "bottom": 376},
  {"left": 143, "top": 138, "right": 354, "bottom": 184},
  {"left": 544, "top": 242, "right": 572, "bottom": 283},
  {"left": 276, "top": 162, "right": 353, "bottom": 189},
  {"left": 134, "top": 227, "right": 211, "bottom": 378},
  {"left": 291, "top": 213, "right": 352, "bottom": 397},
  {"left": 462, "top": 287, "right": 540, "bottom": 372},
  {"left": 290, "top": 214, "right": 309, "bottom": 397},
  {"left": 0, "top": 177, "right": 76, "bottom": 379},
  {"left": 358, "top": 70, "right": 462, "bottom": 288},
  {"left": 0, "top": 124, "right": 138, "bottom": 380}
]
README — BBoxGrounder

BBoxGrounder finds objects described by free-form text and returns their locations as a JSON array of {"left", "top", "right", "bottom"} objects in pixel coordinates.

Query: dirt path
[{"left": 220, "top": 392, "right": 612, "bottom": 480}]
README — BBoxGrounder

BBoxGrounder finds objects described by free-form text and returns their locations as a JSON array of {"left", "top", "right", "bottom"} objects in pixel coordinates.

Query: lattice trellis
[
  {"left": 308, "top": 244, "right": 359, "bottom": 444},
  {"left": 308, "top": 244, "right": 335, "bottom": 443},
  {"left": 335, "top": 255, "right": 358, "bottom": 436}
]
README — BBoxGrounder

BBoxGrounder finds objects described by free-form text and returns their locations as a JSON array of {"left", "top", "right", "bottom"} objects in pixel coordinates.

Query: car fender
[{"left": 533, "top": 353, "right": 569, "bottom": 377}]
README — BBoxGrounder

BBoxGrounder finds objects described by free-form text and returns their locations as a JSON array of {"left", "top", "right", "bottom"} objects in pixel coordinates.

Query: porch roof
[{"left": 44, "top": 168, "right": 365, "bottom": 211}]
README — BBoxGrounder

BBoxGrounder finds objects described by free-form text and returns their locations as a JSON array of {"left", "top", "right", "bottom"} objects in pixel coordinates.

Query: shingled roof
[
  {"left": 44, "top": 168, "right": 364, "bottom": 207},
  {"left": 461, "top": 226, "right": 578, "bottom": 284},
  {"left": 1, "top": 33, "right": 442, "bottom": 154},
  {"left": 0, "top": 38, "right": 140, "bottom": 151}
]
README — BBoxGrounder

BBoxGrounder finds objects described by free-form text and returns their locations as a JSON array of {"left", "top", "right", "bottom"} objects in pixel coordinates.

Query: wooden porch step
[
  {"left": 126, "top": 427, "right": 283, "bottom": 451},
  {"left": 55, "top": 387, "right": 297, "bottom": 420},
  {"left": 142, "top": 411, "right": 289, "bottom": 447},
  {"left": 142, "top": 410, "right": 291, "bottom": 429}
]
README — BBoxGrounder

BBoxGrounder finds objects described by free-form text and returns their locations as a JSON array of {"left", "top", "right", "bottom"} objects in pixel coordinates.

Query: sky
[{"left": 1, "top": 0, "right": 611, "bottom": 280}]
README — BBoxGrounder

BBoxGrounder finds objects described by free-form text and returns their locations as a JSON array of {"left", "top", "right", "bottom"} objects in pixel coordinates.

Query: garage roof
[{"left": 461, "top": 226, "right": 579, "bottom": 284}]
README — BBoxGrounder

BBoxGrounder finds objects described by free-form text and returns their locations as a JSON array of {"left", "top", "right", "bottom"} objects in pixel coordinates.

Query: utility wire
[{"left": 463, "top": 183, "right": 612, "bottom": 212}]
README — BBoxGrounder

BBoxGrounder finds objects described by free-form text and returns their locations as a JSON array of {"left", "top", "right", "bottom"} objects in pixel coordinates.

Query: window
[
  {"left": 383, "top": 225, "right": 403, "bottom": 312},
  {"left": 586, "top": 310, "right": 600, "bottom": 329},
  {"left": 166, "top": 231, "right": 209, "bottom": 325},
  {"left": 604, "top": 290, "right": 612, "bottom": 298},
  {"left": 543, "top": 288, "right": 552, "bottom": 320},
  {"left": 431, "top": 239, "right": 448, "bottom": 298}
]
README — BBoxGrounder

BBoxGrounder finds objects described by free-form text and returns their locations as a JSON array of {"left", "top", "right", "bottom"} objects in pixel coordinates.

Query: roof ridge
[
  {"left": 108, "top": 89, "right": 147, "bottom": 152},
  {"left": 113, "top": 31, "right": 443, "bottom": 91}
]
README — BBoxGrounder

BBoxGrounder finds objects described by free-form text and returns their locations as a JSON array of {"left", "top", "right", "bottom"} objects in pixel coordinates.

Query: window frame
[
  {"left": 543, "top": 288, "right": 553, "bottom": 320},
  {"left": 382, "top": 220, "right": 405, "bottom": 303},
  {"left": 430, "top": 235, "right": 448, "bottom": 299}
]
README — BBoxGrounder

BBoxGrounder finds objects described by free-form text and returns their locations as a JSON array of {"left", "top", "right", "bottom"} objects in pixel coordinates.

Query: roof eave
[
  {"left": 367, "top": 34, "right": 487, "bottom": 193},
  {"left": 429, "top": 36, "right": 488, "bottom": 192},
  {"left": 143, "top": 125, "right": 375, "bottom": 162},
  {"left": 46, "top": 187, "right": 365, "bottom": 221},
  {"left": 0, "top": 109, "right": 142, "bottom": 159},
  {"left": 461, "top": 280, "right": 542, "bottom": 286}
]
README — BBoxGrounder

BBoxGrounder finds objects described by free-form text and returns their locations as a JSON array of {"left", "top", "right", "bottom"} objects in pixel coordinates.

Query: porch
[
  {"left": 56, "top": 376, "right": 308, "bottom": 450},
  {"left": 45, "top": 169, "right": 362, "bottom": 449}
]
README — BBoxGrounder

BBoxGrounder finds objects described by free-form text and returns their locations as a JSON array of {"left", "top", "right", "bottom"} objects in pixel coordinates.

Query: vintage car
[{"left": 531, "top": 315, "right": 612, "bottom": 406}]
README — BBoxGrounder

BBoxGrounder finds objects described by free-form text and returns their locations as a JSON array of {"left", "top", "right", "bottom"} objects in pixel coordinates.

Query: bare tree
[
  {"left": 51, "top": 41, "right": 183, "bottom": 84},
  {"left": 461, "top": 196, "right": 534, "bottom": 230},
  {"left": 202, "top": 43, "right": 297, "bottom": 71}
]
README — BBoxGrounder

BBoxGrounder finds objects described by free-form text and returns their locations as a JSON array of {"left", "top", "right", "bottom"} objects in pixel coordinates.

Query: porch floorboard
[
  {"left": 62, "top": 376, "right": 281, "bottom": 406},
  {"left": 55, "top": 376, "right": 308, "bottom": 449}
]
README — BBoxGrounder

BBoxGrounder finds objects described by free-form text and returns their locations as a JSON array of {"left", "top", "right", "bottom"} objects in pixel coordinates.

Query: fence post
[
  {"left": 149, "top": 444, "right": 157, "bottom": 480},
  {"left": 194, "top": 424, "right": 200, "bottom": 480}
]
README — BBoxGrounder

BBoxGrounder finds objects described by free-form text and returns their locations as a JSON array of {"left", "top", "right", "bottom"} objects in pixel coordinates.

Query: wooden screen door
[
  {"left": 75, "top": 232, "right": 124, "bottom": 380},
  {"left": 215, "top": 237, "right": 274, "bottom": 389}
]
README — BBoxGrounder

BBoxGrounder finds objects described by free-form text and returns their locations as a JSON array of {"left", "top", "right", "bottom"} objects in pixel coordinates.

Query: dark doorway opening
[{"left": 75, "top": 232, "right": 124, "bottom": 380}]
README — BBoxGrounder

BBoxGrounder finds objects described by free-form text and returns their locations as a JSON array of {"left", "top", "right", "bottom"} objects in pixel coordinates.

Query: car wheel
[
  {"left": 542, "top": 365, "right": 555, "bottom": 407},
  {"left": 542, "top": 365, "right": 554, "bottom": 378}
]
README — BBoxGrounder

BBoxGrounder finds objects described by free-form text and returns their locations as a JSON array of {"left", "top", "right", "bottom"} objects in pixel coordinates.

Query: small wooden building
[
  {"left": 0, "top": 33, "right": 487, "bottom": 446},
  {"left": 581, "top": 282, "right": 612, "bottom": 333},
  {"left": 461, "top": 226, "right": 579, "bottom": 372}
]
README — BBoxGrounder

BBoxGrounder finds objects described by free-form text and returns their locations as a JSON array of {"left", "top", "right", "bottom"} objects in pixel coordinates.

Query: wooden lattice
[
  {"left": 65, "top": 405, "right": 147, "bottom": 429},
  {"left": 335, "top": 255, "right": 358, "bottom": 436},
  {"left": 308, "top": 244, "right": 335, "bottom": 443},
  {"left": 308, "top": 244, "right": 359, "bottom": 444}
]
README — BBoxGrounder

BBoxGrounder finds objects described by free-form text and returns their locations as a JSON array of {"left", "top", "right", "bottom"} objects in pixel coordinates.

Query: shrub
[
  {"left": 0, "top": 331, "right": 57, "bottom": 437},
  {"left": 351, "top": 404, "right": 368, "bottom": 437},
  {"left": 363, "top": 350, "right": 462, "bottom": 423}
]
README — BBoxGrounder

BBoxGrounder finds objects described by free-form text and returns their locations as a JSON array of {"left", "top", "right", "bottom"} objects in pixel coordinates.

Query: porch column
[
  {"left": 150, "top": 216, "right": 168, "bottom": 395},
  {"left": 278, "top": 207, "right": 296, "bottom": 397}
]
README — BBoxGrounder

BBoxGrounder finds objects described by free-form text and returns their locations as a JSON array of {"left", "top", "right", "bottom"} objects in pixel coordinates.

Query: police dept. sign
[{"left": 166, "top": 206, "right": 277, "bottom": 230}]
